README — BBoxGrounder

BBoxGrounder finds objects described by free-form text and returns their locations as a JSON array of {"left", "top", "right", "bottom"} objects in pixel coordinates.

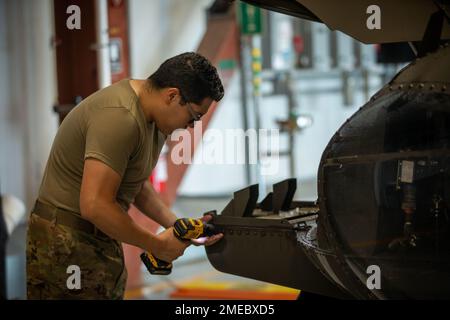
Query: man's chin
[
  {"left": 156, "top": 125, "right": 172, "bottom": 137},
  {"left": 164, "top": 127, "right": 186, "bottom": 136}
]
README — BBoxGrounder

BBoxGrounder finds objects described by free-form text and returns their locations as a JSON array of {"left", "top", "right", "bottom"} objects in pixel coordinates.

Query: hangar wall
[{"left": 0, "top": 0, "right": 58, "bottom": 212}]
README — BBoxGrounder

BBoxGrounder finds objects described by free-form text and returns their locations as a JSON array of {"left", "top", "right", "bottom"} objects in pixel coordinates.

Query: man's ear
[{"left": 165, "top": 87, "right": 180, "bottom": 104}]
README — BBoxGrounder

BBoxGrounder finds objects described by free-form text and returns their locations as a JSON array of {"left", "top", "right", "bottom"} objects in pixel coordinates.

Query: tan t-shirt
[{"left": 38, "top": 79, "right": 166, "bottom": 213}]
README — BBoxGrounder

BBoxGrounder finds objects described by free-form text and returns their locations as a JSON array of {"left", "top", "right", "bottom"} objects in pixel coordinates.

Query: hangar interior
[{"left": 2, "top": 0, "right": 445, "bottom": 300}]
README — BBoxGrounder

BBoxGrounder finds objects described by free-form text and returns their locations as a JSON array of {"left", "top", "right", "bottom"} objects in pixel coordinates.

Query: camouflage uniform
[{"left": 26, "top": 211, "right": 127, "bottom": 300}]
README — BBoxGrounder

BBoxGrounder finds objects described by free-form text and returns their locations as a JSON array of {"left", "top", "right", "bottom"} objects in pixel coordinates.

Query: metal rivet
[
  {"left": 389, "top": 86, "right": 394, "bottom": 91},
  {"left": 409, "top": 83, "right": 414, "bottom": 88},
  {"left": 419, "top": 83, "right": 424, "bottom": 89},
  {"left": 443, "top": 85, "right": 447, "bottom": 91},
  {"left": 430, "top": 84, "right": 435, "bottom": 90},
  {"left": 399, "top": 84, "right": 404, "bottom": 89}
]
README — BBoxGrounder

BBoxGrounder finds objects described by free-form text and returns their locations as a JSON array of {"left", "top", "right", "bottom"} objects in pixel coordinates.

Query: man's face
[{"left": 157, "top": 90, "right": 213, "bottom": 135}]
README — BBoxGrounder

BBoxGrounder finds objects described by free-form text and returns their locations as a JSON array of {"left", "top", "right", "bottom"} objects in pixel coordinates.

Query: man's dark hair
[{"left": 148, "top": 52, "right": 224, "bottom": 105}]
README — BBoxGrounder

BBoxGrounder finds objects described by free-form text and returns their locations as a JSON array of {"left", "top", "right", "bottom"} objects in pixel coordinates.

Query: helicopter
[{"left": 205, "top": 0, "right": 450, "bottom": 299}]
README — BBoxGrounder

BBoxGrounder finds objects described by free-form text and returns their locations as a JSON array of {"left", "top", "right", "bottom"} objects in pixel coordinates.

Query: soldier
[{"left": 27, "top": 52, "right": 225, "bottom": 299}]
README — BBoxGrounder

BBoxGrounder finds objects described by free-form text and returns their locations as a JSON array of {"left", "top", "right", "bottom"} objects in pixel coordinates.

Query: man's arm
[
  {"left": 134, "top": 180, "right": 224, "bottom": 246},
  {"left": 80, "top": 158, "right": 188, "bottom": 262},
  {"left": 134, "top": 180, "right": 177, "bottom": 229}
]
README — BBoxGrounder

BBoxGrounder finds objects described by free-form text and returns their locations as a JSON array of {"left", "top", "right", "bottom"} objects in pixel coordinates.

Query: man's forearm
[
  {"left": 82, "top": 199, "right": 158, "bottom": 252},
  {"left": 134, "top": 181, "right": 177, "bottom": 228}
]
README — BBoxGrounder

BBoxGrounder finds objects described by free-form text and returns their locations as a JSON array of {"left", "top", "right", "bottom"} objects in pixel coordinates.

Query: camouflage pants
[{"left": 26, "top": 212, "right": 127, "bottom": 299}]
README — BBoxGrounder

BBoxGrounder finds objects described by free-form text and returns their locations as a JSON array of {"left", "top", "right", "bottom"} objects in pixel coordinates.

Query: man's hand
[
  {"left": 149, "top": 227, "right": 190, "bottom": 262},
  {"left": 190, "top": 214, "right": 224, "bottom": 247}
]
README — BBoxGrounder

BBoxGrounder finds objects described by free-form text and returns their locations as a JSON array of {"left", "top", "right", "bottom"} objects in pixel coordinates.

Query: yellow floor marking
[
  {"left": 124, "top": 269, "right": 220, "bottom": 299},
  {"left": 125, "top": 269, "right": 299, "bottom": 300}
]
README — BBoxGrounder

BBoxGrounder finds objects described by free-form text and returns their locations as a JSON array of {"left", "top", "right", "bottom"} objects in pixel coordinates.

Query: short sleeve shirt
[{"left": 38, "top": 79, "right": 167, "bottom": 213}]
